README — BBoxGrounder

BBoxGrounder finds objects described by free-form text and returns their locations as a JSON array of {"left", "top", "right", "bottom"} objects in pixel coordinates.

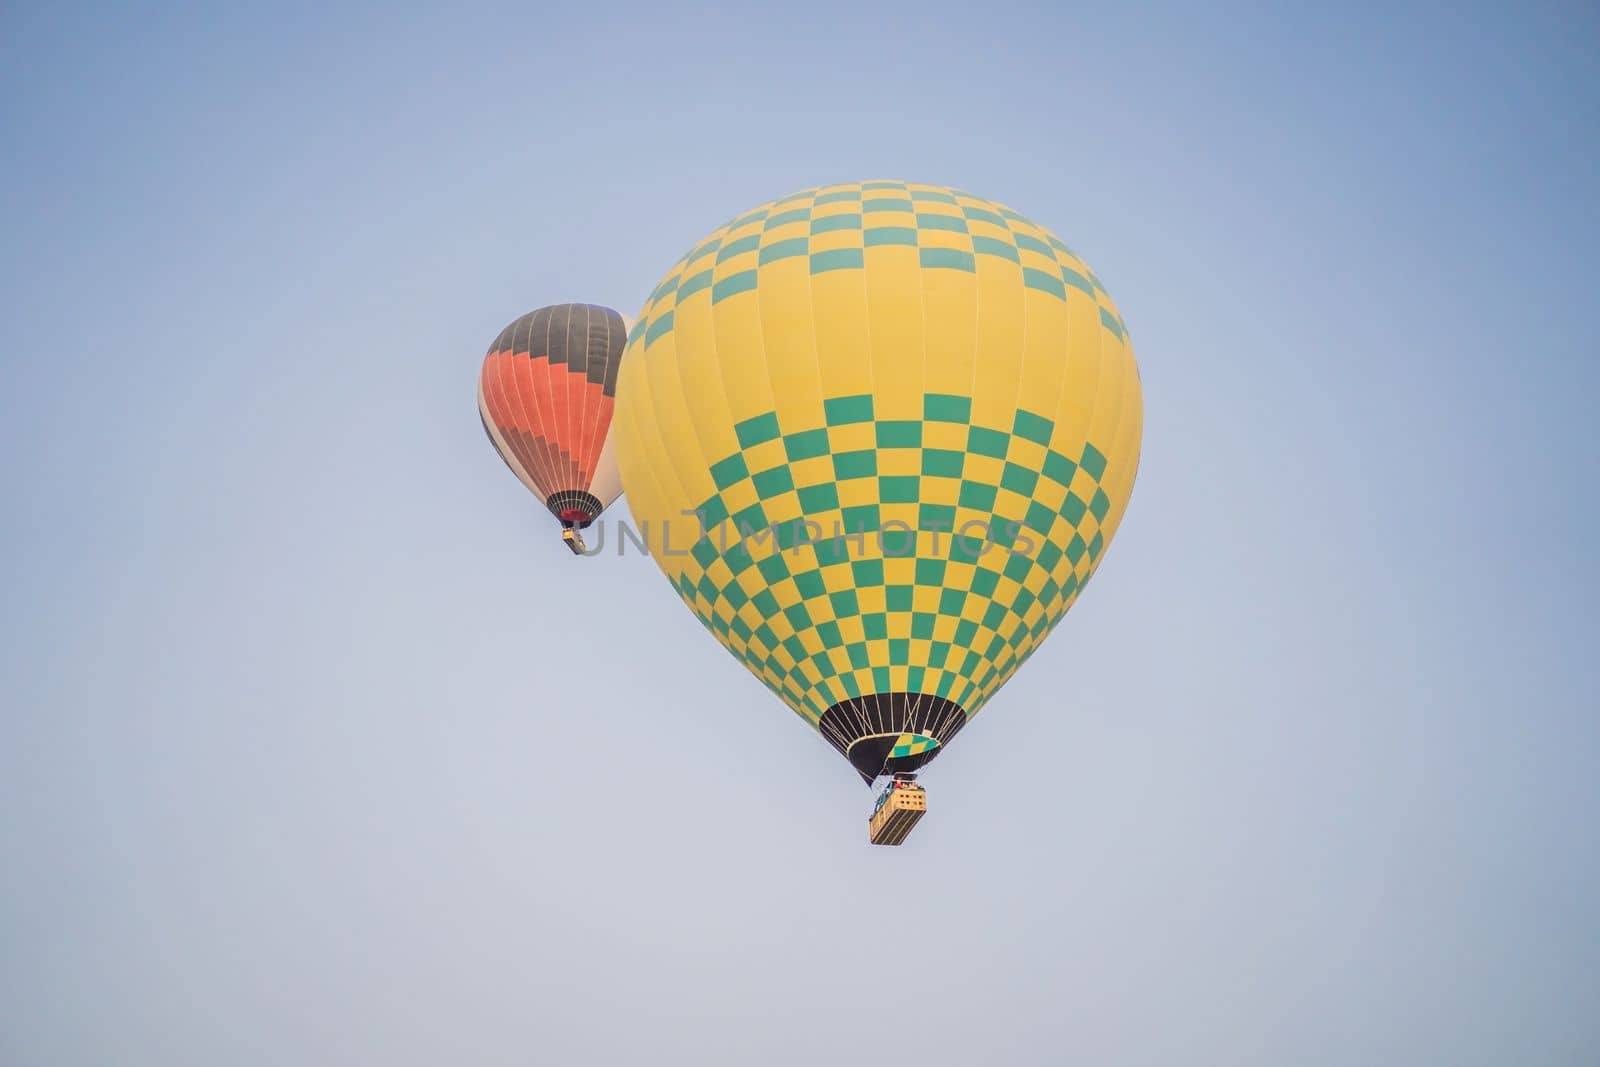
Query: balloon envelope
[
  {"left": 614, "top": 182, "right": 1142, "bottom": 781},
  {"left": 479, "top": 303, "right": 626, "bottom": 528}
]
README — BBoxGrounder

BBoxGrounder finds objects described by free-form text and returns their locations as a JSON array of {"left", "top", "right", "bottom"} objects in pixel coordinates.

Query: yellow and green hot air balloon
[{"left": 614, "top": 181, "right": 1142, "bottom": 836}]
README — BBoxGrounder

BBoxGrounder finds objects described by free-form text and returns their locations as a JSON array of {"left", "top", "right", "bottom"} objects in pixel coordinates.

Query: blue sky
[{"left": 3, "top": 4, "right": 1597, "bottom": 1065}]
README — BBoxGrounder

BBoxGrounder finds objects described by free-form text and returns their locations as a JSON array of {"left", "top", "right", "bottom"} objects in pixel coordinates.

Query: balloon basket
[
  {"left": 868, "top": 778, "right": 927, "bottom": 846},
  {"left": 561, "top": 528, "right": 586, "bottom": 555}
]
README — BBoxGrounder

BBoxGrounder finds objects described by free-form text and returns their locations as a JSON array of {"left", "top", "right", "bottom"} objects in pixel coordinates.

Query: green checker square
[
  {"left": 1089, "top": 530, "right": 1105, "bottom": 561},
  {"left": 722, "top": 582, "right": 750, "bottom": 610},
  {"left": 928, "top": 639, "right": 953, "bottom": 667},
  {"left": 728, "top": 208, "right": 770, "bottom": 229},
  {"left": 967, "top": 426, "right": 1009, "bottom": 458},
  {"left": 811, "top": 651, "right": 837, "bottom": 679},
  {"left": 1003, "top": 553, "right": 1032, "bottom": 583},
  {"left": 910, "top": 612, "right": 937, "bottom": 639},
  {"left": 774, "top": 519, "right": 813, "bottom": 550},
  {"left": 863, "top": 613, "right": 889, "bottom": 640},
  {"left": 888, "top": 638, "right": 910, "bottom": 665},
  {"left": 982, "top": 604, "right": 1007, "bottom": 631},
  {"left": 1013, "top": 588, "right": 1037, "bottom": 616},
  {"left": 685, "top": 237, "right": 721, "bottom": 264},
  {"left": 922, "top": 448, "right": 964, "bottom": 478},
  {"left": 764, "top": 207, "right": 811, "bottom": 228},
  {"left": 1061, "top": 492, "right": 1088, "bottom": 525},
  {"left": 677, "top": 269, "right": 712, "bottom": 301},
  {"left": 954, "top": 619, "right": 978, "bottom": 645},
  {"left": 911, "top": 189, "right": 959, "bottom": 204},
  {"left": 711, "top": 453, "right": 750, "bottom": 489},
  {"left": 722, "top": 540, "right": 754, "bottom": 574},
  {"left": 832, "top": 449, "right": 877, "bottom": 480},
  {"left": 839, "top": 671, "right": 862, "bottom": 698},
  {"left": 825, "top": 394, "right": 875, "bottom": 425},
  {"left": 1022, "top": 267, "right": 1066, "bottom": 300},
  {"left": 852, "top": 558, "right": 885, "bottom": 586},
  {"left": 962, "top": 205, "right": 1005, "bottom": 226},
  {"left": 872, "top": 667, "right": 892, "bottom": 692},
  {"left": 784, "top": 602, "right": 813, "bottom": 630},
  {"left": 841, "top": 503, "right": 881, "bottom": 532},
  {"left": 920, "top": 248, "right": 975, "bottom": 272},
  {"left": 1036, "top": 539, "right": 1064, "bottom": 572},
  {"left": 1013, "top": 232, "right": 1050, "bottom": 255},
  {"left": 1090, "top": 487, "right": 1111, "bottom": 521},
  {"left": 811, "top": 213, "right": 862, "bottom": 233},
  {"left": 752, "top": 465, "right": 795, "bottom": 498},
  {"left": 792, "top": 569, "right": 827, "bottom": 599},
  {"left": 756, "top": 554, "right": 790, "bottom": 584},
  {"left": 1042, "top": 450, "right": 1077, "bottom": 487},
  {"left": 919, "top": 502, "right": 956, "bottom": 529},
  {"left": 710, "top": 613, "right": 730, "bottom": 637},
  {"left": 811, "top": 249, "right": 863, "bottom": 273},
  {"left": 915, "top": 558, "right": 947, "bottom": 585},
  {"left": 798, "top": 482, "right": 840, "bottom": 513},
  {"left": 735, "top": 412, "right": 781, "bottom": 449},
  {"left": 690, "top": 537, "right": 718, "bottom": 569},
  {"left": 751, "top": 588, "right": 780, "bottom": 616},
  {"left": 846, "top": 642, "right": 871, "bottom": 669},
  {"left": 960, "top": 649, "right": 982, "bottom": 675},
  {"left": 970, "top": 567, "right": 1000, "bottom": 596},
  {"left": 696, "top": 495, "right": 730, "bottom": 530},
  {"left": 1100, "top": 308, "right": 1125, "bottom": 339},
  {"left": 1001, "top": 462, "right": 1039, "bottom": 496},
  {"left": 815, "top": 189, "right": 862, "bottom": 204},
  {"left": 713, "top": 271, "right": 757, "bottom": 303},
  {"left": 1066, "top": 532, "right": 1088, "bottom": 563},
  {"left": 939, "top": 588, "right": 968, "bottom": 615},
  {"left": 886, "top": 585, "right": 914, "bottom": 611},
  {"left": 959, "top": 480, "right": 998, "bottom": 511},
  {"left": 829, "top": 589, "right": 860, "bottom": 617},
  {"left": 1061, "top": 573, "right": 1080, "bottom": 598},
  {"left": 1079, "top": 442, "right": 1108, "bottom": 480},
  {"left": 1061, "top": 266, "right": 1095, "bottom": 297},
  {"left": 784, "top": 429, "right": 829, "bottom": 461},
  {"left": 783, "top": 635, "right": 807, "bottom": 661},
  {"left": 759, "top": 237, "right": 808, "bottom": 265},
  {"left": 753, "top": 621, "right": 778, "bottom": 650},
  {"left": 907, "top": 666, "right": 926, "bottom": 692},
  {"left": 1013, "top": 410, "right": 1054, "bottom": 445},
  {"left": 1038, "top": 577, "right": 1061, "bottom": 608},
  {"left": 876, "top": 420, "right": 922, "bottom": 448},
  {"left": 812, "top": 537, "right": 850, "bottom": 568},
  {"left": 989, "top": 518, "right": 1022, "bottom": 548},
  {"left": 924, "top": 394, "right": 972, "bottom": 423},
  {"left": 880, "top": 476, "right": 919, "bottom": 503},
  {"left": 865, "top": 226, "right": 917, "bottom": 246},
  {"left": 951, "top": 524, "right": 990, "bottom": 561},
  {"left": 1024, "top": 500, "right": 1056, "bottom": 536},
  {"left": 934, "top": 670, "right": 955, "bottom": 698},
  {"left": 864, "top": 196, "right": 914, "bottom": 211},
  {"left": 731, "top": 501, "right": 769, "bottom": 534},
  {"left": 970, "top": 235, "right": 1019, "bottom": 263},
  {"left": 917, "top": 213, "right": 968, "bottom": 233},
  {"left": 644, "top": 312, "right": 675, "bottom": 347}
]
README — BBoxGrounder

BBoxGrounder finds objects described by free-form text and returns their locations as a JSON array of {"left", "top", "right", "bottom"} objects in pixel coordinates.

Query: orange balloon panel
[{"left": 478, "top": 304, "right": 625, "bottom": 527}]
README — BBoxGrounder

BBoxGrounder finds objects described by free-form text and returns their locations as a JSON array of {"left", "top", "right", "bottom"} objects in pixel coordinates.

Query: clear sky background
[{"left": 3, "top": 3, "right": 1596, "bottom": 1065}]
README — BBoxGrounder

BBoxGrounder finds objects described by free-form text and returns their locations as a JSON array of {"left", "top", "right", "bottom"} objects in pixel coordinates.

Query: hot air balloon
[
  {"left": 613, "top": 182, "right": 1142, "bottom": 842},
  {"left": 479, "top": 303, "right": 627, "bottom": 553}
]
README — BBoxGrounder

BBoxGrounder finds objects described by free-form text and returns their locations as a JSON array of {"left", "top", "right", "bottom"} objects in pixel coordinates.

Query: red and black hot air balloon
[{"left": 477, "top": 303, "right": 626, "bottom": 553}]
